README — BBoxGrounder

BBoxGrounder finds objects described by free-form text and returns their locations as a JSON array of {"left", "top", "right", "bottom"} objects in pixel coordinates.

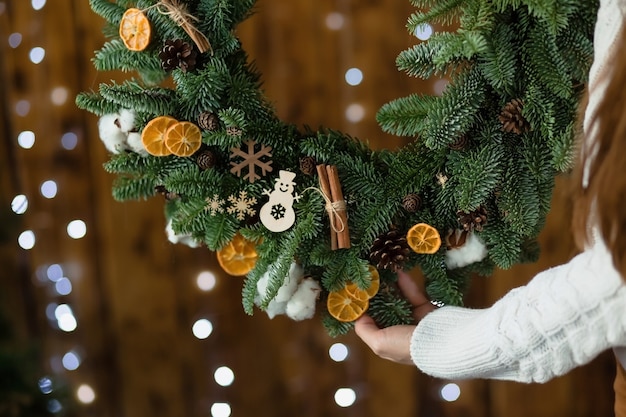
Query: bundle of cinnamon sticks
[{"left": 316, "top": 164, "right": 350, "bottom": 250}]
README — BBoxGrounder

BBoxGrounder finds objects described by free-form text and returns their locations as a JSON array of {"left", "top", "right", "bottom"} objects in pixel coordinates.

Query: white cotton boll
[
  {"left": 285, "top": 278, "right": 322, "bottom": 321},
  {"left": 126, "top": 132, "right": 148, "bottom": 156},
  {"left": 265, "top": 299, "right": 287, "bottom": 319},
  {"left": 445, "top": 232, "right": 488, "bottom": 269},
  {"left": 98, "top": 113, "right": 128, "bottom": 154},
  {"left": 274, "top": 262, "right": 304, "bottom": 303},
  {"left": 165, "top": 219, "right": 201, "bottom": 248},
  {"left": 117, "top": 108, "right": 136, "bottom": 133}
]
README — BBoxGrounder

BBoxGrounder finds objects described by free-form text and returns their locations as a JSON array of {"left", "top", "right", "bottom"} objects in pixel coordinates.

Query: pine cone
[
  {"left": 159, "top": 39, "right": 197, "bottom": 72},
  {"left": 402, "top": 193, "right": 422, "bottom": 213},
  {"left": 198, "top": 112, "right": 219, "bottom": 131},
  {"left": 499, "top": 98, "right": 529, "bottom": 134},
  {"left": 226, "top": 126, "right": 242, "bottom": 136},
  {"left": 449, "top": 135, "right": 468, "bottom": 150},
  {"left": 369, "top": 229, "right": 411, "bottom": 272},
  {"left": 299, "top": 156, "right": 316, "bottom": 176},
  {"left": 457, "top": 206, "right": 488, "bottom": 232},
  {"left": 155, "top": 185, "right": 178, "bottom": 201},
  {"left": 196, "top": 150, "right": 217, "bottom": 170}
]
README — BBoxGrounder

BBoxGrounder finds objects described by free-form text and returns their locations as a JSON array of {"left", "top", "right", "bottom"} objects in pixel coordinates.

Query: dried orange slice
[
  {"left": 141, "top": 116, "right": 177, "bottom": 156},
  {"left": 216, "top": 233, "right": 258, "bottom": 276},
  {"left": 345, "top": 265, "right": 380, "bottom": 301},
  {"left": 164, "top": 121, "right": 202, "bottom": 157},
  {"left": 119, "top": 8, "right": 152, "bottom": 52},
  {"left": 407, "top": 222, "right": 442, "bottom": 254},
  {"left": 327, "top": 287, "right": 369, "bottom": 322}
]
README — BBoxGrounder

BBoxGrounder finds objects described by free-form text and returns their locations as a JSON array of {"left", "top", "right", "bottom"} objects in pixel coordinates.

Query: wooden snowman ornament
[{"left": 260, "top": 170, "right": 300, "bottom": 232}]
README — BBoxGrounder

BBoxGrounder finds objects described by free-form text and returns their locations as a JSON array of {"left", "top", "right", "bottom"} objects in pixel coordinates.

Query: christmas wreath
[{"left": 77, "top": 0, "right": 596, "bottom": 336}]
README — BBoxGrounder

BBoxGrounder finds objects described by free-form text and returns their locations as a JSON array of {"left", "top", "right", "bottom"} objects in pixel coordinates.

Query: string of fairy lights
[{"left": 4, "top": 0, "right": 460, "bottom": 415}]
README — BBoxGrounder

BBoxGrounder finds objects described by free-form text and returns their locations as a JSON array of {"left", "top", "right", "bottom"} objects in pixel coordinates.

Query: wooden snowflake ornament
[
  {"left": 229, "top": 140, "right": 273, "bottom": 183},
  {"left": 260, "top": 170, "right": 300, "bottom": 232}
]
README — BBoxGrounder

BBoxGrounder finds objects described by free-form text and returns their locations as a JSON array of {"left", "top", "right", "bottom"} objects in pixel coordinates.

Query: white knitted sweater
[{"left": 410, "top": 0, "right": 626, "bottom": 383}]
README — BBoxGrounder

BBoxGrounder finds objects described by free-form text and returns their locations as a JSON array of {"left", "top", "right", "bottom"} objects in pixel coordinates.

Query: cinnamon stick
[
  {"left": 326, "top": 165, "right": 350, "bottom": 249},
  {"left": 316, "top": 165, "right": 338, "bottom": 250}
]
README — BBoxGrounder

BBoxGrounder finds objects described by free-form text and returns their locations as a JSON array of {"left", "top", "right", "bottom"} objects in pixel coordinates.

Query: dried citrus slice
[
  {"left": 164, "top": 121, "right": 202, "bottom": 157},
  {"left": 119, "top": 8, "right": 152, "bottom": 52},
  {"left": 141, "top": 116, "right": 177, "bottom": 156},
  {"left": 327, "top": 287, "right": 369, "bottom": 322},
  {"left": 216, "top": 233, "right": 258, "bottom": 276},
  {"left": 345, "top": 265, "right": 380, "bottom": 301},
  {"left": 406, "top": 223, "right": 442, "bottom": 254}
]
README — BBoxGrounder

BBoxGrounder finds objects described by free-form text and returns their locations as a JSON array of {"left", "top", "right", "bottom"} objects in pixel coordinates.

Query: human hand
[{"left": 354, "top": 270, "right": 435, "bottom": 365}]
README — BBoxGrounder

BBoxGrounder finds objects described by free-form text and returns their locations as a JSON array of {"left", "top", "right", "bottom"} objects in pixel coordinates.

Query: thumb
[{"left": 354, "top": 314, "right": 380, "bottom": 344}]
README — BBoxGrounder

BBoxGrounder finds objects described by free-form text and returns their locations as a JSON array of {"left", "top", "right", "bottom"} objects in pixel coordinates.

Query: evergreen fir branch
[
  {"left": 173, "top": 60, "right": 230, "bottom": 120},
  {"left": 368, "top": 285, "right": 414, "bottom": 328},
  {"left": 141, "top": 0, "right": 190, "bottom": 44},
  {"left": 219, "top": 107, "right": 248, "bottom": 129},
  {"left": 520, "top": 0, "right": 575, "bottom": 34},
  {"left": 549, "top": 122, "right": 577, "bottom": 172},
  {"left": 164, "top": 165, "right": 236, "bottom": 198},
  {"left": 490, "top": 0, "right": 523, "bottom": 12},
  {"left": 452, "top": 142, "right": 504, "bottom": 211},
  {"left": 481, "top": 220, "right": 523, "bottom": 269},
  {"left": 89, "top": 0, "right": 125, "bottom": 25},
  {"left": 522, "top": 82, "right": 556, "bottom": 140},
  {"left": 478, "top": 24, "right": 518, "bottom": 94},
  {"left": 103, "top": 152, "right": 193, "bottom": 177},
  {"left": 395, "top": 43, "right": 447, "bottom": 80},
  {"left": 556, "top": 28, "right": 594, "bottom": 82},
  {"left": 321, "top": 250, "right": 369, "bottom": 292},
  {"left": 322, "top": 314, "right": 354, "bottom": 338},
  {"left": 93, "top": 39, "right": 166, "bottom": 85},
  {"left": 406, "top": 0, "right": 464, "bottom": 30},
  {"left": 350, "top": 200, "right": 397, "bottom": 254},
  {"left": 99, "top": 81, "right": 179, "bottom": 116},
  {"left": 75, "top": 92, "right": 120, "bottom": 116},
  {"left": 387, "top": 144, "right": 447, "bottom": 197},
  {"left": 377, "top": 93, "right": 436, "bottom": 136},
  {"left": 111, "top": 176, "right": 158, "bottom": 201},
  {"left": 459, "top": 0, "right": 495, "bottom": 32}
]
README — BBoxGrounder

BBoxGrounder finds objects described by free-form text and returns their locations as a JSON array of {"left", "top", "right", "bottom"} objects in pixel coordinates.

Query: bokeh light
[
  {"left": 67, "top": 220, "right": 87, "bottom": 239},
  {"left": 334, "top": 388, "right": 357, "bottom": 407},
  {"left": 328, "top": 343, "right": 349, "bottom": 362},
  {"left": 440, "top": 382, "right": 461, "bottom": 402},
  {"left": 11, "top": 194, "right": 28, "bottom": 214},
  {"left": 214, "top": 366, "right": 235, "bottom": 387},
  {"left": 192, "top": 319, "right": 213, "bottom": 339}
]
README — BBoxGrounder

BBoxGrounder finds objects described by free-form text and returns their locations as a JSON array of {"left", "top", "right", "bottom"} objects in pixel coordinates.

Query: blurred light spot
[
  {"left": 67, "top": 220, "right": 87, "bottom": 239},
  {"left": 196, "top": 271, "right": 216, "bottom": 291},
  {"left": 55, "top": 304, "right": 77, "bottom": 332},
  {"left": 45, "top": 303, "right": 58, "bottom": 320},
  {"left": 11, "top": 194, "right": 28, "bottom": 214},
  {"left": 328, "top": 343, "right": 349, "bottom": 362},
  {"left": 29, "top": 47, "right": 45, "bottom": 64},
  {"left": 325, "top": 12, "right": 344, "bottom": 30},
  {"left": 62, "top": 351, "right": 81, "bottom": 371},
  {"left": 433, "top": 79, "right": 449, "bottom": 96},
  {"left": 192, "top": 319, "right": 213, "bottom": 339},
  {"left": 77, "top": 384, "right": 96, "bottom": 404},
  {"left": 440, "top": 382, "right": 461, "bottom": 402},
  {"left": 344, "top": 68, "right": 363, "bottom": 86},
  {"left": 345, "top": 103, "right": 365, "bottom": 123},
  {"left": 32, "top": 0, "right": 46, "bottom": 10},
  {"left": 18, "top": 230, "right": 35, "bottom": 250},
  {"left": 15, "top": 100, "right": 31, "bottom": 117},
  {"left": 211, "top": 403, "right": 231, "bottom": 417},
  {"left": 38, "top": 377, "right": 53, "bottom": 394},
  {"left": 47, "top": 264, "right": 63, "bottom": 282},
  {"left": 17, "top": 130, "right": 35, "bottom": 148},
  {"left": 41, "top": 180, "right": 58, "bottom": 199},
  {"left": 47, "top": 399, "right": 62, "bottom": 413},
  {"left": 61, "top": 132, "right": 78, "bottom": 150},
  {"left": 8, "top": 33, "right": 22, "bottom": 48},
  {"left": 414, "top": 23, "right": 434, "bottom": 41},
  {"left": 55, "top": 277, "right": 72, "bottom": 296},
  {"left": 334, "top": 388, "right": 356, "bottom": 407},
  {"left": 50, "top": 87, "right": 68, "bottom": 106},
  {"left": 214, "top": 366, "right": 235, "bottom": 387}
]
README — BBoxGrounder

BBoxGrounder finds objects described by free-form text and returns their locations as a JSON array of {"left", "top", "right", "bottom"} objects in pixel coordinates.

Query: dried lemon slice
[
  {"left": 216, "top": 233, "right": 259, "bottom": 276},
  {"left": 406, "top": 223, "right": 442, "bottom": 254},
  {"left": 119, "top": 8, "right": 151, "bottom": 52},
  {"left": 345, "top": 265, "right": 380, "bottom": 301},
  {"left": 141, "top": 116, "right": 177, "bottom": 156},
  {"left": 164, "top": 121, "right": 202, "bottom": 157}
]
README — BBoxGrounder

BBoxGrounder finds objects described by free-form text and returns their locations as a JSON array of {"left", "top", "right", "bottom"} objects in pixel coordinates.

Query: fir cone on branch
[
  {"left": 155, "top": 185, "right": 178, "bottom": 201},
  {"left": 402, "top": 193, "right": 422, "bottom": 213},
  {"left": 159, "top": 39, "right": 197, "bottom": 72},
  {"left": 449, "top": 135, "right": 469, "bottom": 150},
  {"left": 369, "top": 229, "right": 411, "bottom": 272},
  {"left": 299, "top": 156, "right": 317, "bottom": 176},
  {"left": 499, "top": 98, "right": 529, "bottom": 134},
  {"left": 457, "top": 206, "right": 488, "bottom": 232},
  {"left": 198, "top": 111, "right": 219, "bottom": 131},
  {"left": 196, "top": 149, "right": 217, "bottom": 170}
]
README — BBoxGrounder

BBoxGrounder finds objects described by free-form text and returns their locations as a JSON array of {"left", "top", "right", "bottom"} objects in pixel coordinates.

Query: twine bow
[{"left": 153, "top": 0, "right": 213, "bottom": 54}]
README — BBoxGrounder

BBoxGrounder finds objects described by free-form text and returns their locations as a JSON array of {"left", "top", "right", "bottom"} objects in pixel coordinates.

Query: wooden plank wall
[{"left": 0, "top": 0, "right": 615, "bottom": 416}]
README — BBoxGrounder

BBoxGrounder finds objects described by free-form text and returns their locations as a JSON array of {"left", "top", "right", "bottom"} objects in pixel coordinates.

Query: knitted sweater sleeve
[{"left": 410, "top": 243, "right": 626, "bottom": 383}]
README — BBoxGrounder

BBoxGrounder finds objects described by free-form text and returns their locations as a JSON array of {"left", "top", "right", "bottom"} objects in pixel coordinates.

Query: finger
[
  {"left": 354, "top": 314, "right": 380, "bottom": 345},
  {"left": 397, "top": 271, "right": 429, "bottom": 306}
]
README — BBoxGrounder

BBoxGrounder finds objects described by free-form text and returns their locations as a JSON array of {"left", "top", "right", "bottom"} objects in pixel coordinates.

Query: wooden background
[{"left": 0, "top": 0, "right": 616, "bottom": 416}]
